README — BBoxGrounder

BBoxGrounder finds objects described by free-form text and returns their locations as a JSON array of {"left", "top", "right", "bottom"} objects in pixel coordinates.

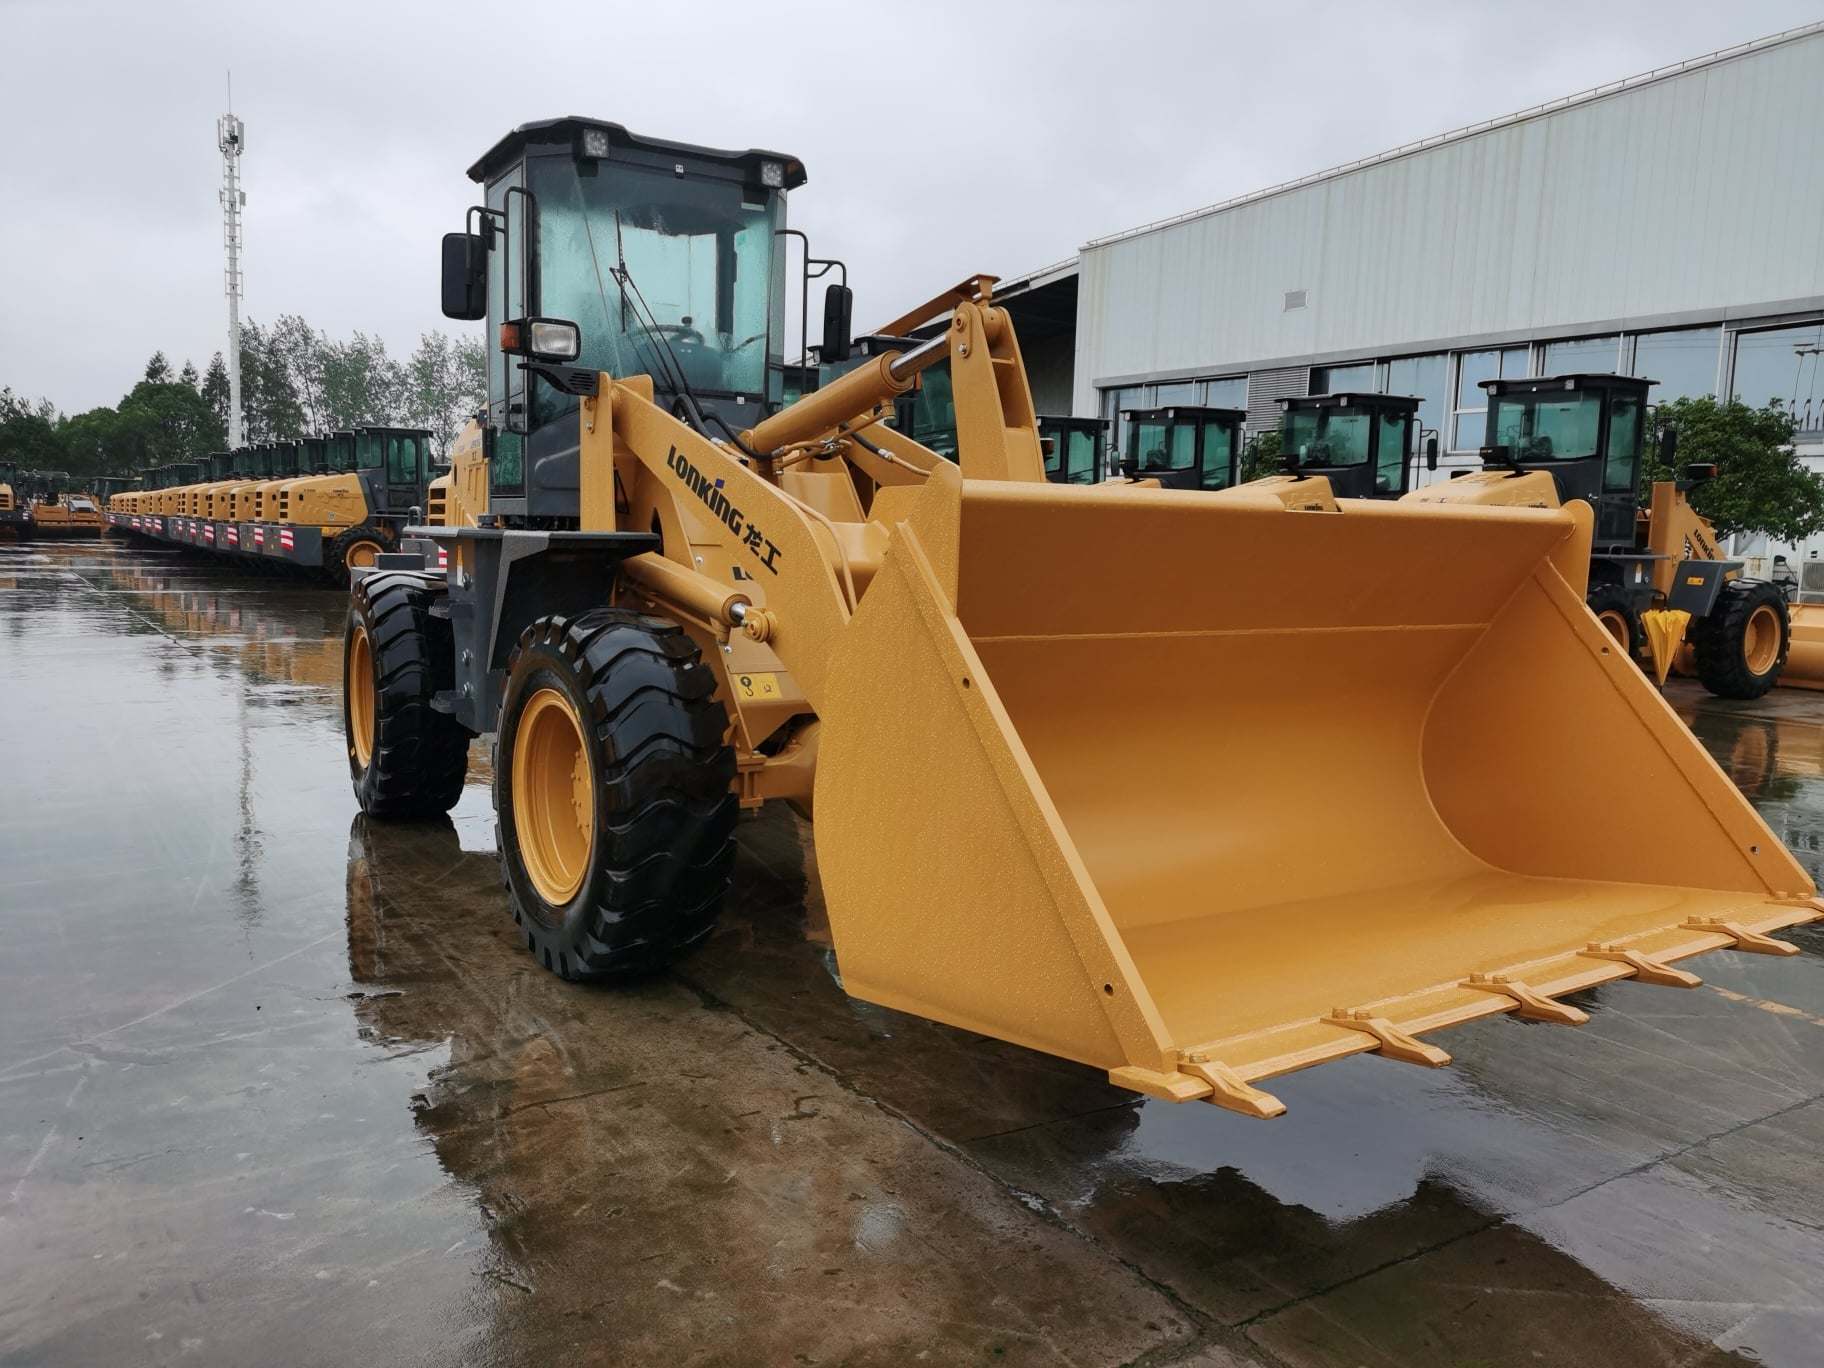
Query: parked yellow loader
[
  {"left": 1407, "top": 374, "right": 1807, "bottom": 697},
  {"left": 344, "top": 119, "right": 1820, "bottom": 1116}
]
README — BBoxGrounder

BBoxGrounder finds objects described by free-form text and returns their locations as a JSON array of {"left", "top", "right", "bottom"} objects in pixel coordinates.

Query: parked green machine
[
  {"left": 1277, "top": 392, "right": 1431, "bottom": 499},
  {"left": 1038, "top": 415, "right": 1107, "bottom": 485},
  {"left": 1118, "top": 405, "right": 1244, "bottom": 490}
]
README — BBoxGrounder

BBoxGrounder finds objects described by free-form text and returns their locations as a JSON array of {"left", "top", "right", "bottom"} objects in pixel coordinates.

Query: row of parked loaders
[{"left": 108, "top": 426, "right": 435, "bottom": 584}]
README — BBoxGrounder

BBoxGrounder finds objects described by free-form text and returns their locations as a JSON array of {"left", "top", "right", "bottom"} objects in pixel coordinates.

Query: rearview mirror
[
  {"left": 821, "top": 284, "right": 853, "bottom": 363},
  {"left": 1660, "top": 427, "right": 1678, "bottom": 467},
  {"left": 1425, "top": 434, "right": 1439, "bottom": 471},
  {"left": 441, "top": 232, "right": 487, "bottom": 321}
]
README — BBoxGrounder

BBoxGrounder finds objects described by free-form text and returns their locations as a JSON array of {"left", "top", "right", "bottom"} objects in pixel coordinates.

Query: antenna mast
[{"left": 218, "top": 77, "right": 246, "bottom": 448}]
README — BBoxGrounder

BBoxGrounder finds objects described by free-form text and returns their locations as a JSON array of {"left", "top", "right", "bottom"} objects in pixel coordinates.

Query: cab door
[{"left": 485, "top": 164, "right": 528, "bottom": 510}]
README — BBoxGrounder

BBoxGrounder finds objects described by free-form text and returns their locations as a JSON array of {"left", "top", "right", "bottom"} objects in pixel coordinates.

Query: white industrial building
[{"left": 994, "top": 22, "right": 1824, "bottom": 572}]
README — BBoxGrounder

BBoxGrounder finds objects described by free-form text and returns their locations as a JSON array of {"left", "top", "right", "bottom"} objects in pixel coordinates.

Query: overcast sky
[{"left": 4, "top": 0, "right": 1819, "bottom": 413}]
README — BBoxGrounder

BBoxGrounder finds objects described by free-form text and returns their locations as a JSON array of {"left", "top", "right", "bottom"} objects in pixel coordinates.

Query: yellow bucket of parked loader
[{"left": 807, "top": 462, "right": 1818, "bottom": 1114}]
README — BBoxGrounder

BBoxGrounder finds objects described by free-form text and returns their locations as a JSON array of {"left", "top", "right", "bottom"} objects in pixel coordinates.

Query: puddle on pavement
[{"left": 3, "top": 539, "right": 1822, "bottom": 1367}]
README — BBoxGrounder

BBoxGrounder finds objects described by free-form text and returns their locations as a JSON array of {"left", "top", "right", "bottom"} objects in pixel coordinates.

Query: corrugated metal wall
[{"left": 1072, "top": 29, "right": 1824, "bottom": 415}]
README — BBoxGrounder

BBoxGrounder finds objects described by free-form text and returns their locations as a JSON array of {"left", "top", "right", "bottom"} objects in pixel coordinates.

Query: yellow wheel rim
[
  {"left": 513, "top": 687, "right": 593, "bottom": 907},
  {"left": 347, "top": 624, "right": 376, "bottom": 768},
  {"left": 1744, "top": 603, "right": 1781, "bottom": 676},
  {"left": 1597, "top": 608, "right": 1630, "bottom": 651},
  {"left": 346, "top": 539, "right": 382, "bottom": 569}
]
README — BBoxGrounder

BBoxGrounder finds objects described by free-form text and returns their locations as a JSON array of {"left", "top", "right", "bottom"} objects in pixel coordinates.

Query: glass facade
[
  {"left": 1311, "top": 362, "right": 1375, "bottom": 394},
  {"left": 1631, "top": 326, "right": 1721, "bottom": 401},
  {"left": 1203, "top": 376, "right": 1246, "bottom": 409},
  {"left": 1542, "top": 334, "right": 1620, "bottom": 375},
  {"left": 1452, "top": 346, "right": 1528, "bottom": 451},
  {"left": 1384, "top": 354, "right": 1447, "bottom": 442},
  {"left": 1097, "top": 315, "right": 1824, "bottom": 467},
  {"left": 1733, "top": 323, "right": 1824, "bottom": 433}
]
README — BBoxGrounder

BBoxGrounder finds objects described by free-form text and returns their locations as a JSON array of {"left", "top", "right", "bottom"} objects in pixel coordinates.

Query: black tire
[
  {"left": 344, "top": 570, "right": 473, "bottom": 817},
  {"left": 495, "top": 609, "right": 737, "bottom": 982},
  {"left": 1693, "top": 579, "right": 1790, "bottom": 700},
  {"left": 326, "top": 525, "right": 392, "bottom": 587},
  {"left": 1587, "top": 582, "right": 1643, "bottom": 661}
]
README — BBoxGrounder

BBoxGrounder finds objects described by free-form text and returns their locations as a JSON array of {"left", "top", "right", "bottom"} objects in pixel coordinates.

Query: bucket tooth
[
  {"left": 1323, "top": 1010, "right": 1451, "bottom": 1067},
  {"left": 1683, "top": 918, "right": 1804, "bottom": 956},
  {"left": 1581, "top": 942, "right": 1702, "bottom": 988},
  {"left": 1181, "top": 1057, "right": 1287, "bottom": 1119},
  {"left": 1461, "top": 973, "right": 1590, "bottom": 1024}
]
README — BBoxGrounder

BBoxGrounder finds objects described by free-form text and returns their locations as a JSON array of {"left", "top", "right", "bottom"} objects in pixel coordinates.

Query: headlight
[
  {"left": 580, "top": 127, "right": 611, "bottom": 160},
  {"left": 526, "top": 319, "right": 582, "bottom": 362},
  {"left": 759, "top": 160, "right": 784, "bottom": 188}
]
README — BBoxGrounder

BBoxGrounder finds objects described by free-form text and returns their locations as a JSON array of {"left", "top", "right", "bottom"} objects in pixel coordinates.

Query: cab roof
[
  {"left": 468, "top": 117, "right": 807, "bottom": 191},
  {"left": 1280, "top": 391, "right": 1421, "bottom": 413},
  {"left": 1481, "top": 373, "right": 1653, "bottom": 396}
]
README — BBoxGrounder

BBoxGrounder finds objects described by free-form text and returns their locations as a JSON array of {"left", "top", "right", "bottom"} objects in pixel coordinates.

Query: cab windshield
[
  {"left": 534, "top": 159, "right": 783, "bottom": 403},
  {"left": 1200, "top": 420, "right": 1236, "bottom": 489},
  {"left": 1041, "top": 423, "right": 1101, "bottom": 483},
  {"left": 902, "top": 362, "right": 957, "bottom": 458},
  {"left": 385, "top": 433, "right": 421, "bottom": 484},
  {"left": 1132, "top": 419, "right": 1194, "bottom": 473},
  {"left": 1284, "top": 409, "right": 1371, "bottom": 467},
  {"left": 1487, "top": 392, "right": 1601, "bottom": 461}
]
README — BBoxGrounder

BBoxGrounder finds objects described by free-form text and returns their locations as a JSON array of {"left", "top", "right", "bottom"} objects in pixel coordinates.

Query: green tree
[
  {"left": 178, "top": 359, "right": 200, "bottom": 388},
  {"left": 321, "top": 332, "right": 404, "bottom": 429},
  {"left": 0, "top": 388, "right": 67, "bottom": 469},
  {"left": 240, "top": 319, "right": 304, "bottom": 442},
  {"left": 270, "top": 314, "right": 329, "bottom": 431},
  {"left": 113, "top": 379, "right": 226, "bottom": 468},
  {"left": 59, "top": 407, "right": 129, "bottom": 478},
  {"left": 201, "top": 353, "right": 231, "bottom": 429},
  {"left": 405, "top": 330, "right": 486, "bottom": 455},
  {"left": 143, "top": 351, "right": 172, "bottom": 385},
  {"left": 1644, "top": 396, "right": 1824, "bottom": 542},
  {"left": 455, "top": 335, "right": 484, "bottom": 406},
  {"left": 1240, "top": 428, "right": 1283, "bottom": 482}
]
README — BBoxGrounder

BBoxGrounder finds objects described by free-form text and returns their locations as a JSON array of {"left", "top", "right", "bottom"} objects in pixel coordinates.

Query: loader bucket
[
  {"left": 813, "top": 473, "right": 1821, "bottom": 1114},
  {"left": 1782, "top": 602, "right": 1824, "bottom": 691}
]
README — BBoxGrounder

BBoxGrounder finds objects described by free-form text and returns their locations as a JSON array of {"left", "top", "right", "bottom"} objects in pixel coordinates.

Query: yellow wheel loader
[
  {"left": 274, "top": 427, "right": 432, "bottom": 583},
  {"left": 1407, "top": 373, "right": 1793, "bottom": 698},
  {"left": 343, "top": 118, "right": 1819, "bottom": 1117},
  {"left": 0, "top": 463, "right": 26, "bottom": 540}
]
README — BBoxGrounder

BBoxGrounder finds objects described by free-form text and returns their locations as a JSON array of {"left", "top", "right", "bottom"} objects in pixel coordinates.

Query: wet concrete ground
[{"left": 2, "top": 538, "right": 1822, "bottom": 1367}]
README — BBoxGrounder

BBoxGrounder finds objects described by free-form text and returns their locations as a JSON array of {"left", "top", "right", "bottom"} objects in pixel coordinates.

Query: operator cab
[
  {"left": 1478, "top": 374, "right": 1648, "bottom": 547},
  {"left": 327, "top": 431, "right": 358, "bottom": 474},
  {"left": 1037, "top": 415, "right": 1107, "bottom": 485},
  {"left": 443, "top": 118, "right": 805, "bottom": 522},
  {"left": 1121, "top": 406, "right": 1243, "bottom": 491},
  {"left": 356, "top": 427, "right": 428, "bottom": 516},
  {"left": 1278, "top": 392, "right": 1424, "bottom": 498}
]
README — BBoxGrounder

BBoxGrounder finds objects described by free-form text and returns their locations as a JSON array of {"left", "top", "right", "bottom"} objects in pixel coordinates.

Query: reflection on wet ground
[{"left": 3, "top": 539, "right": 1822, "bottom": 1366}]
